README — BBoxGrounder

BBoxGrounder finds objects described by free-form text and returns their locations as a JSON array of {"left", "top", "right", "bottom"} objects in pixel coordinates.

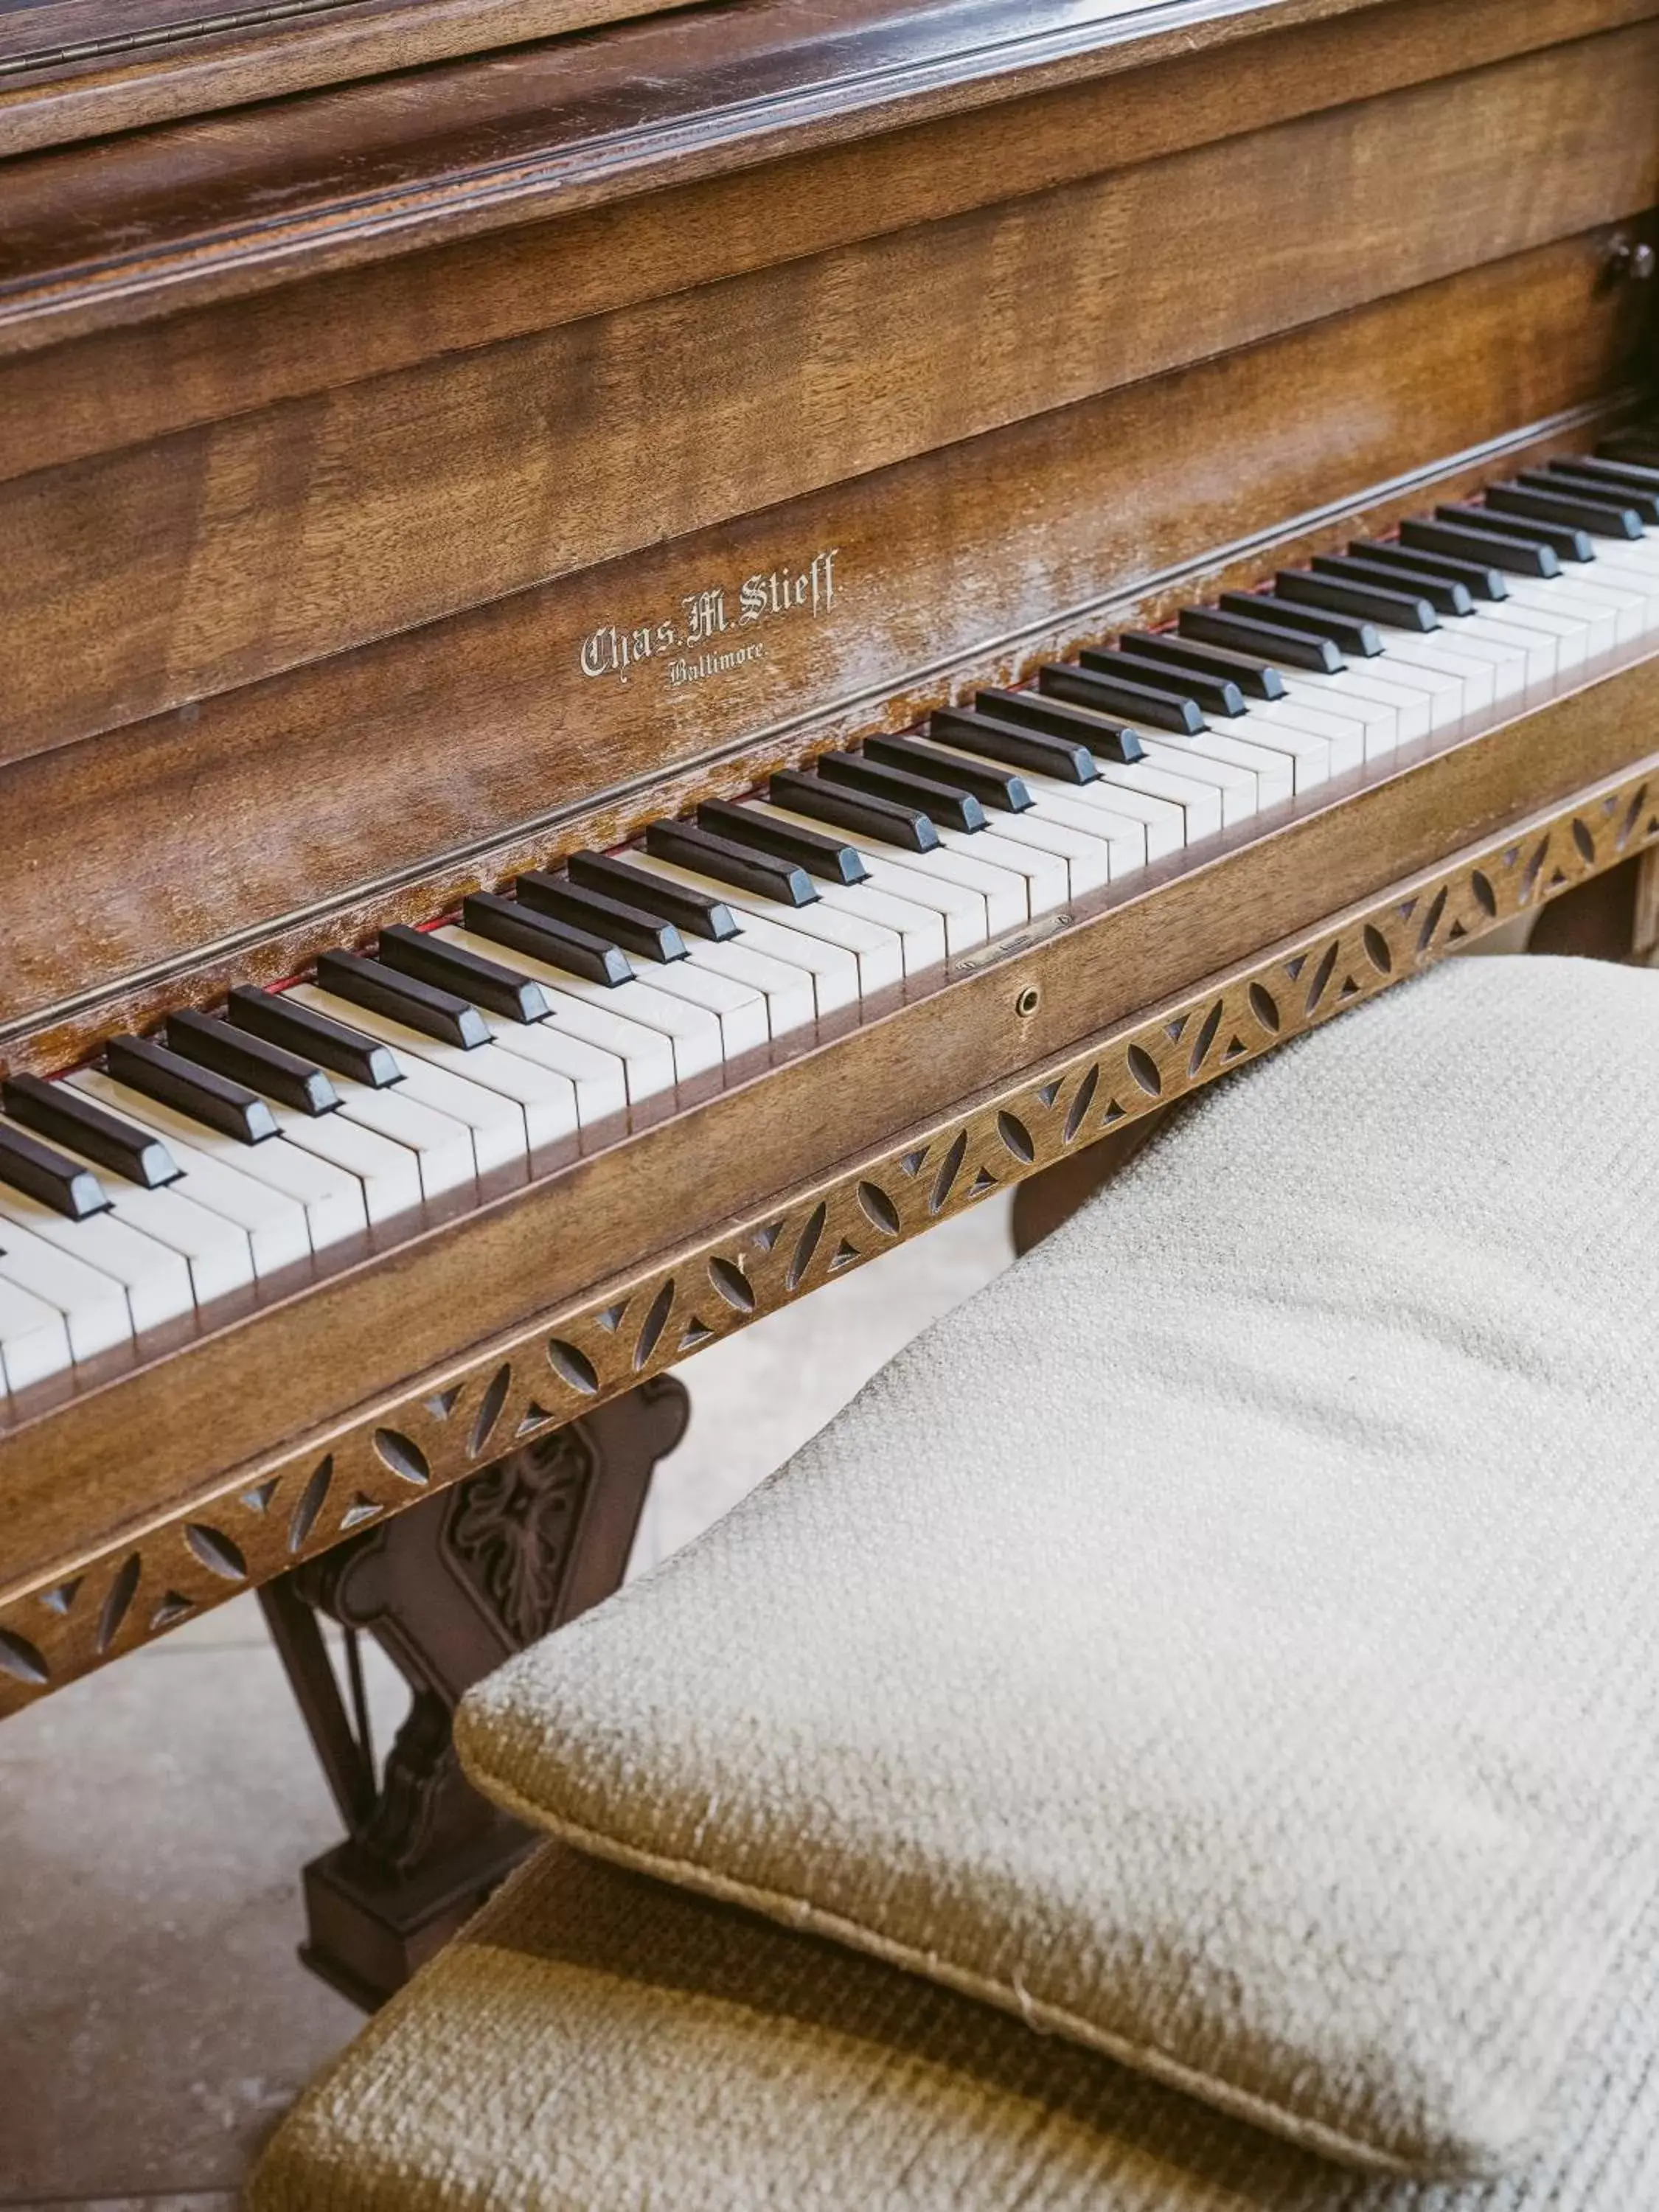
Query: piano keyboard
[{"left": 6, "top": 439, "right": 1658, "bottom": 1396}]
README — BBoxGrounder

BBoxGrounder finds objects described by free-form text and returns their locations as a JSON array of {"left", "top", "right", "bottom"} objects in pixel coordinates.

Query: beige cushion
[
  {"left": 459, "top": 958, "right": 1659, "bottom": 2180},
  {"left": 248, "top": 1837, "right": 1659, "bottom": 2211}
]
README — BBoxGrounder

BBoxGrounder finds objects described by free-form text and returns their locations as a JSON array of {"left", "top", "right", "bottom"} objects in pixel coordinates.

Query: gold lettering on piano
[{"left": 578, "top": 548, "right": 841, "bottom": 686}]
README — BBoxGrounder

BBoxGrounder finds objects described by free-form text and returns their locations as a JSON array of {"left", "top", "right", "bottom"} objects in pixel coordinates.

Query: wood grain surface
[
  {"left": 2, "top": 0, "right": 1652, "bottom": 344},
  {"left": 8, "top": 24, "right": 1655, "bottom": 773},
  {"left": 1, "top": 227, "right": 1646, "bottom": 1046}
]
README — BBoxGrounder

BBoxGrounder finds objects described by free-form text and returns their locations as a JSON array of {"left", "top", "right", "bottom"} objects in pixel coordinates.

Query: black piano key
[
  {"left": 695, "top": 800, "right": 869, "bottom": 885},
  {"left": 317, "top": 950, "right": 491, "bottom": 1049},
  {"left": 768, "top": 768, "right": 940, "bottom": 853},
  {"left": 1399, "top": 516, "right": 1559, "bottom": 580},
  {"left": 1276, "top": 567, "right": 1438, "bottom": 633},
  {"left": 1598, "top": 429, "right": 1659, "bottom": 467},
  {"left": 1079, "top": 645, "right": 1247, "bottom": 718},
  {"left": 861, "top": 733, "right": 1033, "bottom": 810},
  {"left": 1484, "top": 481, "right": 1642, "bottom": 542},
  {"left": 1179, "top": 607, "right": 1344, "bottom": 672},
  {"left": 1540, "top": 462, "right": 1659, "bottom": 526},
  {"left": 167, "top": 1009, "right": 339, "bottom": 1117},
  {"left": 927, "top": 706, "right": 1099, "bottom": 784},
  {"left": 1550, "top": 452, "right": 1659, "bottom": 495},
  {"left": 512, "top": 874, "right": 689, "bottom": 961},
  {"left": 2, "top": 1073, "right": 181, "bottom": 1189},
  {"left": 972, "top": 690, "right": 1147, "bottom": 767},
  {"left": 1040, "top": 661, "right": 1203, "bottom": 734},
  {"left": 106, "top": 1034, "right": 279, "bottom": 1145},
  {"left": 646, "top": 821, "right": 818, "bottom": 906},
  {"left": 379, "top": 923, "right": 554, "bottom": 1021},
  {"left": 566, "top": 852, "right": 740, "bottom": 941},
  {"left": 1346, "top": 539, "right": 1509, "bottom": 602},
  {"left": 817, "top": 750, "right": 987, "bottom": 832},
  {"left": 1438, "top": 502, "right": 1591, "bottom": 563},
  {"left": 227, "top": 987, "right": 403, "bottom": 1089},
  {"left": 1120, "top": 630, "right": 1287, "bottom": 700},
  {"left": 462, "top": 891, "right": 636, "bottom": 987},
  {"left": 1315, "top": 554, "right": 1472, "bottom": 619},
  {"left": 0, "top": 1122, "right": 109, "bottom": 1221},
  {"left": 1220, "top": 592, "right": 1382, "bottom": 657}
]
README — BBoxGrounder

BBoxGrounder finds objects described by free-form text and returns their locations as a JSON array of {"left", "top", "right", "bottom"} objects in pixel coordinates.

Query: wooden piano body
[{"left": 2, "top": 0, "right": 1658, "bottom": 1983}]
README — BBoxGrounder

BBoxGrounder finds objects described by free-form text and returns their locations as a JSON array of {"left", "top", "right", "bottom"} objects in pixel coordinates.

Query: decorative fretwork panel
[{"left": 3, "top": 768, "right": 1655, "bottom": 1714}]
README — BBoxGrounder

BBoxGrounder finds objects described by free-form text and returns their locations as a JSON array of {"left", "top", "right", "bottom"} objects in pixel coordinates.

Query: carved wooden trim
[{"left": 2, "top": 756, "right": 1655, "bottom": 1713}]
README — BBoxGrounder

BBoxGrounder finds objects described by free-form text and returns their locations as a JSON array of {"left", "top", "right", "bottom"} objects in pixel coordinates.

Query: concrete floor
[{"left": 0, "top": 1196, "right": 1015, "bottom": 2208}]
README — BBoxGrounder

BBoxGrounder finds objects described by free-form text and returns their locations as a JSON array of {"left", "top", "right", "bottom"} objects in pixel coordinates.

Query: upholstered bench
[{"left": 251, "top": 956, "right": 1659, "bottom": 2211}]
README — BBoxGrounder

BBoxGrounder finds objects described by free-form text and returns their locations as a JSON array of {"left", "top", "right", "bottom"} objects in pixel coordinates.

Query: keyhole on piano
[{"left": 1015, "top": 984, "right": 1040, "bottom": 1019}]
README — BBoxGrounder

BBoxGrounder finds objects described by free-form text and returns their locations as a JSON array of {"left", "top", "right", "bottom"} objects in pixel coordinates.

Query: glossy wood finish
[
  {"left": 0, "top": 0, "right": 694, "bottom": 157},
  {"left": 2, "top": 0, "right": 1657, "bottom": 1717},
  {"left": 8, "top": 24, "right": 1658, "bottom": 778},
  {"left": 2, "top": 229, "right": 1651, "bottom": 1048},
  {"left": 5, "top": 722, "right": 1658, "bottom": 1712}
]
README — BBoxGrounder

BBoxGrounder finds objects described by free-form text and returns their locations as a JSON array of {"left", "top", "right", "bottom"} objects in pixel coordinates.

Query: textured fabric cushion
[
  {"left": 248, "top": 1838, "right": 1659, "bottom": 2212},
  {"left": 458, "top": 958, "right": 1659, "bottom": 2180}
]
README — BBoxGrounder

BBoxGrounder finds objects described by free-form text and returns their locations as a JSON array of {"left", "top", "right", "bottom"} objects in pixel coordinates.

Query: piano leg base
[
  {"left": 261, "top": 1376, "right": 691, "bottom": 2007},
  {"left": 296, "top": 1815, "right": 538, "bottom": 2014}
]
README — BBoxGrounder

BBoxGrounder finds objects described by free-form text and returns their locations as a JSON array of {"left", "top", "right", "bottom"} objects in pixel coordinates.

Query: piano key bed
[{"left": 5, "top": 441, "right": 1659, "bottom": 1401}]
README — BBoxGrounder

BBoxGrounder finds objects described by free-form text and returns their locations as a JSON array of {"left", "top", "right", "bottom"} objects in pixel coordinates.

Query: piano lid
[
  {"left": 0, "top": 0, "right": 1397, "bottom": 342},
  {"left": 0, "top": 0, "right": 716, "bottom": 155}
]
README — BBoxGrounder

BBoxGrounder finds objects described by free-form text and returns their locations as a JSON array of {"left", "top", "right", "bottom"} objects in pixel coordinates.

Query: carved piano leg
[{"left": 260, "top": 1374, "right": 689, "bottom": 2008}]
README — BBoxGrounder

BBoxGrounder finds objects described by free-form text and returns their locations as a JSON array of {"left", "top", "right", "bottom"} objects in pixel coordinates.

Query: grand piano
[{"left": 2, "top": 0, "right": 1657, "bottom": 2000}]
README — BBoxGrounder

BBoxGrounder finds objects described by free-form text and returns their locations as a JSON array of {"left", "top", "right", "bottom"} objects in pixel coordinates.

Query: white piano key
[
  {"left": 611, "top": 957, "right": 771, "bottom": 1059},
  {"left": 477, "top": 1018, "right": 631, "bottom": 1127},
  {"left": 0, "top": 1172, "right": 194, "bottom": 1332},
  {"left": 1527, "top": 570, "right": 1638, "bottom": 648},
  {"left": 619, "top": 854, "right": 864, "bottom": 1012},
  {"left": 620, "top": 859, "right": 903, "bottom": 1001},
  {"left": 1575, "top": 549, "right": 1658, "bottom": 633},
  {"left": 1206, "top": 705, "right": 1332, "bottom": 790},
  {"left": 684, "top": 936, "right": 818, "bottom": 1040},
  {"left": 260, "top": 1099, "right": 424, "bottom": 1225},
  {"left": 434, "top": 925, "right": 722, "bottom": 1084},
  {"left": 66, "top": 1070, "right": 364, "bottom": 1254},
  {"left": 324, "top": 991, "right": 580, "bottom": 1155},
  {"left": 1487, "top": 581, "right": 1596, "bottom": 667},
  {"left": 1453, "top": 609, "right": 1558, "bottom": 685},
  {"left": 326, "top": 1079, "right": 478, "bottom": 1201},
  {"left": 1164, "top": 722, "right": 1297, "bottom": 807},
  {"left": 1361, "top": 640, "right": 1471, "bottom": 725},
  {"left": 902, "top": 738, "right": 1155, "bottom": 869},
  {"left": 972, "top": 805, "right": 1113, "bottom": 897},
  {"left": 1381, "top": 622, "right": 1520, "bottom": 703},
  {"left": 1023, "top": 787, "right": 1153, "bottom": 873},
  {"left": 741, "top": 799, "right": 991, "bottom": 953},
  {"left": 815, "top": 876, "right": 949, "bottom": 975},
  {"left": 0, "top": 1274, "right": 72, "bottom": 1391},
  {"left": 65, "top": 1073, "right": 313, "bottom": 1276},
  {"left": 1129, "top": 737, "right": 1259, "bottom": 826},
  {"left": 1093, "top": 755, "right": 1225, "bottom": 842},
  {"left": 1278, "top": 669, "right": 1406, "bottom": 754},
  {"left": 0, "top": 1215, "right": 132, "bottom": 1360},
  {"left": 287, "top": 991, "right": 533, "bottom": 1171},
  {"left": 936, "top": 825, "right": 1068, "bottom": 919},
  {"left": 21, "top": 1121, "right": 255, "bottom": 1301},
  {"left": 866, "top": 837, "right": 1027, "bottom": 936}
]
